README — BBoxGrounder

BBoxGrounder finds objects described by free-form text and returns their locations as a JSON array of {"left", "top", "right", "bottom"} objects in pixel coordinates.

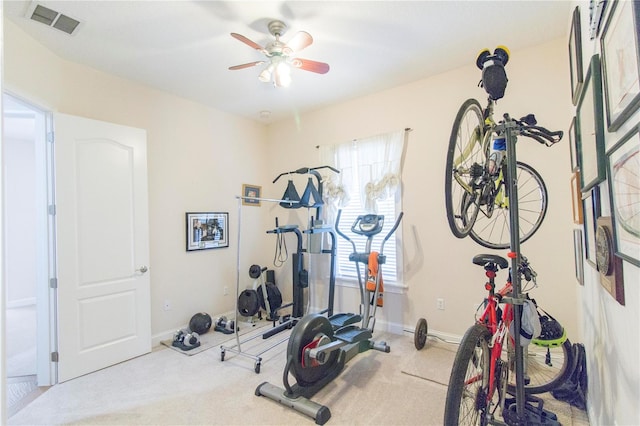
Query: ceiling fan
[{"left": 229, "top": 20, "right": 330, "bottom": 87}]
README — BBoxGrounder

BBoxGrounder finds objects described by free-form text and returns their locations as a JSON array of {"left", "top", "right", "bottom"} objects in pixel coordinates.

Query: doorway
[{"left": 3, "top": 93, "right": 55, "bottom": 417}]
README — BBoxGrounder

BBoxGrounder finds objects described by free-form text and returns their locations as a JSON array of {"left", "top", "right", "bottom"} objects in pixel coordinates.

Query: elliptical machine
[{"left": 256, "top": 210, "right": 403, "bottom": 425}]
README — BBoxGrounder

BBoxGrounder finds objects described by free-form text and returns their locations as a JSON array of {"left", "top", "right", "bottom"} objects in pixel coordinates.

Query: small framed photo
[
  {"left": 600, "top": 0, "right": 640, "bottom": 134},
  {"left": 571, "top": 171, "right": 584, "bottom": 225},
  {"left": 573, "top": 229, "right": 584, "bottom": 285},
  {"left": 577, "top": 54, "right": 606, "bottom": 193},
  {"left": 583, "top": 186, "right": 601, "bottom": 268},
  {"left": 569, "top": 6, "right": 584, "bottom": 105},
  {"left": 606, "top": 126, "right": 640, "bottom": 267},
  {"left": 186, "top": 212, "right": 229, "bottom": 251},
  {"left": 242, "top": 184, "right": 262, "bottom": 206}
]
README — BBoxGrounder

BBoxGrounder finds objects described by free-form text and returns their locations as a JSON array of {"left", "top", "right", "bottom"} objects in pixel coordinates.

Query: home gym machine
[
  {"left": 255, "top": 210, "right": 403, "bottom": 425},
  {"left": 220, "top": 166, "right": 339, "bottom": 374}
]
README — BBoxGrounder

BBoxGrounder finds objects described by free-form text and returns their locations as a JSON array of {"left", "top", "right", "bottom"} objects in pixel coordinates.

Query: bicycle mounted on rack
[
  {"left": 444, "top": 46, "right": 568, "bottom": 425},
  {"left": 445, "top": 47, "right": 564, "bottom": 250}
]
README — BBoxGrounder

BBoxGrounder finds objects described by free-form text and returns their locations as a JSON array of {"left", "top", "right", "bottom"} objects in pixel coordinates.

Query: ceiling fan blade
[
  {"left": 230, "top": 33, "right": 263, "bottom": 51},
  {"left": 292, "top": 58, "right": 330, "bottom": 74},
  {"left": 286, "top": 31, "right": 313, "bottom": 53},
  {"left": 228, "top": 61, "right": 264, "bottom": 70}
]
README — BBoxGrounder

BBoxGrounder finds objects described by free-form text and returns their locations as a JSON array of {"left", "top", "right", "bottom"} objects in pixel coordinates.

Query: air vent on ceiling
[{"left": 27, "top": 3, "right": 81, "bottom": 35}]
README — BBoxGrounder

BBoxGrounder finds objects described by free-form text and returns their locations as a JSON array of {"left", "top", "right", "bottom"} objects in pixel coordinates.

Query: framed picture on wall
[
  {"left": 583, "top": 186, "right": 601, "bottom": 268},
  {"left": 569, "top": 6, "right": 584, "bottom": 105},
  {"left": 573, "top": 228, "right": 584, "bottom": 285},
  {"left": 242, "top": 184, "right": 262, "bottom": 206},
  {"left": 600, "top": 0, "right": 640, "bottom": 133},
  {"left": 577, "top": 55, "right": 606, "bottom": 193},
  {"left": 569, "top": 116, "right": 579, "bottom": 172},
  {"left": 606, "top": 126, "right": 640, "bottom": 267},
  {"left": 571, "top": 171, "right": 584, "bottom": 224},
  {"left": 186, "top": 212, "right": 229, "bottom": 251}
]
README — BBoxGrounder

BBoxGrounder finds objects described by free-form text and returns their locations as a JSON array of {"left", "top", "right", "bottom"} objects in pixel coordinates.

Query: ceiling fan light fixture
[
  {"left": 274, "top": 62, "right": 292, "bottom": 87},
  {"left": 258, "top": 65, "right": 273, "bottom": 83}
]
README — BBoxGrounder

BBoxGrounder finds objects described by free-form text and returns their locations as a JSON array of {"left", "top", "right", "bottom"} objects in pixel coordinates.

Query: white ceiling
[{"left": 5, "top": 1, "right": 572, "bottom": 123}]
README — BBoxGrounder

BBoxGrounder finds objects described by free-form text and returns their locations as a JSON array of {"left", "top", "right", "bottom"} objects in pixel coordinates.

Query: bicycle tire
[
  {"left": 444, "top": 323, "right": 494, "bottom": 425},
  {"left": 506, "top": 338, "right": 574, "bottom": 394},
  {"left": 469, "top": 161, "right": 548, "bottom": 249},
  {"left": 445, "top": 99, "right": 487, "bottom": 239}
]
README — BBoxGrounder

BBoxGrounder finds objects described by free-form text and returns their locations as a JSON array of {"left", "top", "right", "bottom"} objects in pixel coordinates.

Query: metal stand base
[
  {"left": 502, "top": 396, "right": 560, "bottom": 426},
  {"left": 256, "top": 382, "right": 332, "bottom": 425}
]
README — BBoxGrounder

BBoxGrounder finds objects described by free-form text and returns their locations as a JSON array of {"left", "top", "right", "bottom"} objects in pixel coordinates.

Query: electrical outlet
[
  {"left": 224, "top": 286, "right": 229, "bottom": 296},
  {"left": 163, "top": 300, "right": 171, "bottom": 311},
  {"left": 437, "top": 298, "right": 445, "bottom": 310}
]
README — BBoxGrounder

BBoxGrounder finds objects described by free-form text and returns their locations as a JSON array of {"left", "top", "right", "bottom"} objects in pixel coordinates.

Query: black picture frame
[
  {"left": 583, "top": 186, "right": 601, "bottom": 268},
  {"left": 186, "top": 212, "right": 229, "bottom": 251},
  {"left": 569, "top": 6, "right": 584, "bottom": 106},
  {"left": 573, "top": 229, "right": 584, "bottom": 285},
  {"left": 569, "top": 116, "right": 579, "bottom": 172},
  {"left": 606, "top": 126, "right": 640, "bottom": 267},
  {"left": 577, "top": 55, "right": 606, "bottom": 193},
  {"left": 600, "top": 0, "right": 640, "bottom": 133}
]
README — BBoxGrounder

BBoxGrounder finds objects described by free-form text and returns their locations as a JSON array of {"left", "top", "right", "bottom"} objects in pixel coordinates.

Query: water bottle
[{"left": 489, "top": 137, "right": 506, "bottom": 174}]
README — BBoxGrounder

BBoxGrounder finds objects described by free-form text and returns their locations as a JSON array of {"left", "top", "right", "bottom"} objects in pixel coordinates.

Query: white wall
[
  {"left": 569, "top": 1, "right": 640, "bottom": 425},
  {"left": 3, "top": 20, "right": 275, "bottom": 341}
]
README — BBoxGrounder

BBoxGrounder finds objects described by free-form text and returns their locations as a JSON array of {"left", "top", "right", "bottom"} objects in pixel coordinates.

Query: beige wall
[{"left": 4, "top": 20, "right": 275, "bottom": 340}]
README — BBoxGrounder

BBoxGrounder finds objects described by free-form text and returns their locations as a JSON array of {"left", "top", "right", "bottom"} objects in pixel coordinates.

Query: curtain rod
[{"left": 315, "top": 128, "right": 412, "bottom": 149}]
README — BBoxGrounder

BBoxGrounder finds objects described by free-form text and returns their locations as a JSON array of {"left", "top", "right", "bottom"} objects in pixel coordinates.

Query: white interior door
[{"left": 54, "top": 113, "right": 151, "bottom": 382}]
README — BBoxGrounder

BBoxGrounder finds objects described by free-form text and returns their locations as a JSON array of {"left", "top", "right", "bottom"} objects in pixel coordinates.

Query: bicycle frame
[{"left": 470, "top": 269, "right": 514, "bottom": 413}]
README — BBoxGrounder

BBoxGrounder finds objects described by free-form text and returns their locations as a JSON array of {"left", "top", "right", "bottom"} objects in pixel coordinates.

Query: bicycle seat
[{"left": 472, "top": 254, "right": 508, "bottom": 269}]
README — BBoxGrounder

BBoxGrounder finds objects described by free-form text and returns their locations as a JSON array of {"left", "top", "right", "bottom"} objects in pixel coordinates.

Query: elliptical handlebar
[
  {"left": 380, "top": 212, "right": 404, "bottom": 255},
  {"left": 334, "top": 209, "right": 357, "bottom": 254}
]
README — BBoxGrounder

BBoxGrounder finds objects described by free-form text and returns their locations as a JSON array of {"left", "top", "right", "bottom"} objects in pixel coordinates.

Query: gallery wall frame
[
  {"left": 600, "top": 0, "right": 640, "bottom": 133},
  {"left": 583, "top": 186, "right": 601, "bottom": 268},
  {"left": 596, "top": 216, "right": 625, "bottom": 306},
  {"left": 569, "top": 6, "right": 584, "bottom": 106},
  {"left": 577, "top": 54, "right": 606, "bottom": 193},
  {"left": 606, "top": 126, "right": 640, "bottom": 267},
  {"left": 242, "top": 184, "right": 262, "bottom": 206},
  {"left": 574, "top": 228, "right": 584, "bottom": 285},
  {"left": 186, "top": 212, "right": 229, "bottom": 251},
  {"left": 571, "top": 171, "right": 584, "bottom": 224},
  {"left": 569, "top": 116, "right": 579, "bottom": 172}
]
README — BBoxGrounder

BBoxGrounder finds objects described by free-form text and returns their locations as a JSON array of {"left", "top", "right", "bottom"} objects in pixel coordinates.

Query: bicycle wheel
[
  {"left": 444, "top": 324, "right": 495, "bottom": 425},
  {"left": 469, "top": 161, "right": 548, "bottom": 249},
  {"left": 506, "top": 338, "right": 574, "bottom": 394},
  {"left": 445, "top": 99, "right": 488, "bottom": 238}
]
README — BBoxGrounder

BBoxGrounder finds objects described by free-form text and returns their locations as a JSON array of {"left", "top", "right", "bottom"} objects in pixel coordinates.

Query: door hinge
[
  {"left": 47, "top": 131, "right": 54, "bottom": 143},
  {"left": 48, "top": 204, "right": 56, "bottom": 216},
  {"left": 49, "top": 278, "right": 58, "bottom": 289},
  {"left": 51, "top": 352, "right": 59, "bottom": 362}
]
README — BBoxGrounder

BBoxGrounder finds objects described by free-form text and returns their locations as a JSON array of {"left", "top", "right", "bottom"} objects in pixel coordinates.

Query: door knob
[{"left": 136, "top": 266, "right": 148, "bottom": 273}]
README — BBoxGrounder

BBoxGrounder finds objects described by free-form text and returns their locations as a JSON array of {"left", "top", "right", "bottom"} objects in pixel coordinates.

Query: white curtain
[{"left": 319, "top": 129, "right": 406, "bottom": 213}]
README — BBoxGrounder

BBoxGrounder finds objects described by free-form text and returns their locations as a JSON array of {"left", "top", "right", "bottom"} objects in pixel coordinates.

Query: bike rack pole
[{"left": 503, "top": 117, "right": 527, "bottom": 422}]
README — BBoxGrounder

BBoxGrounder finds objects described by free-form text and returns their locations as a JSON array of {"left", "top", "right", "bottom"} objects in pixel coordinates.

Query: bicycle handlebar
[{"left": 501, "top": 112, "right": 563, "bottom": 147}]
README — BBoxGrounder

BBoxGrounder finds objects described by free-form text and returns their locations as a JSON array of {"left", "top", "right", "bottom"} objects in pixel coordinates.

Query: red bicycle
[{"left": 443, "top": 253, "right": 573, "bottom": 425}]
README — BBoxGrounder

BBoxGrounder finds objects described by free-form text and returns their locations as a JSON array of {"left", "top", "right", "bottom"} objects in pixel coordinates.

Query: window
[{"left": 320, "top": 130, "right": 406, "bottom": 285}]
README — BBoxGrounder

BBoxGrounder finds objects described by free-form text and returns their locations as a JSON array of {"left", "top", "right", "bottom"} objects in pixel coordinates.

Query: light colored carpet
[{"left": 8, "top": 330, "right": 589, "bottom": 425}]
